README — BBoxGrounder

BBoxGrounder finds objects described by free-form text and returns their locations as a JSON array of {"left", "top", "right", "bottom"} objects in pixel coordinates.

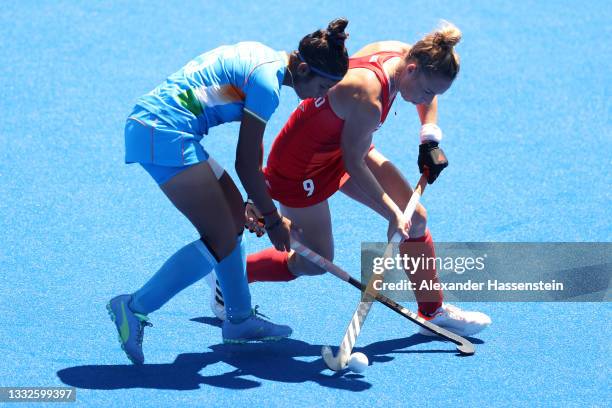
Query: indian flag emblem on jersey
[{"left": 175, "top": 84, "right": 246, "bottom": 116}]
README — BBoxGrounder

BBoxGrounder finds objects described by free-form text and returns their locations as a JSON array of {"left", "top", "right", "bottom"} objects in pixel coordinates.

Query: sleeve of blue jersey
[{"left": 243, "top": 65, "right": 281, "bottom": 124}]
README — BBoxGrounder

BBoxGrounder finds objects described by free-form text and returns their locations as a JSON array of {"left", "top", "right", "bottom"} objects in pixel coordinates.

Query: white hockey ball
[{"left": 348, "top": 352, "right": 369, "bottom": 373}]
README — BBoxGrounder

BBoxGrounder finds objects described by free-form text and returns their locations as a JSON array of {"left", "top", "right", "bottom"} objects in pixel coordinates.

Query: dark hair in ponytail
[
  {"left": 297, "top": 18, "right": 349, "bottom": 80},
  {"left": 325, "top": 18, "right": 349, "bottom": 48}
]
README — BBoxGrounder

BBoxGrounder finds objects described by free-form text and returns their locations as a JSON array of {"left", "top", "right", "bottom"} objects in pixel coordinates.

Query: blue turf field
[{"left": 1, "top": 1, "right": 610, "bottom": 406}]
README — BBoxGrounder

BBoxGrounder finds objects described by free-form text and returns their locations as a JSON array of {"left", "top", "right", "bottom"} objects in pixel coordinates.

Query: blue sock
[
  {"left": 131, "top": 240, "right": 218, "bottom": 314},
  {"left": 215, "top": 235, "right": 252, "bottom": 322}
]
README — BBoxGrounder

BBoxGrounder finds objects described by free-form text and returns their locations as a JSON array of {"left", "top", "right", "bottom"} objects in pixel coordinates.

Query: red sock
[
  {"left": 246, "top": 248, "right": 296, "bottom": 283},
  {"left": 399, "top": 229, "right": 443, "bottom": 315}
]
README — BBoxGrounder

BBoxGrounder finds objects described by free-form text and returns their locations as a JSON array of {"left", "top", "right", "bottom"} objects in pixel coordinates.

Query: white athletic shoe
[
  {"left": 418, "top": 303, "right": 491, "bottom": 337},
  {"left": 205, "top": 271, "right": 226, "bottom": 321}
]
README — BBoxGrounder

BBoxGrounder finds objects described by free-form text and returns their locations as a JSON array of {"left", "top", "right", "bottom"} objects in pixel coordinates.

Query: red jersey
[{"left": 265, "top": 51, "right": 401, "bottom": 208}]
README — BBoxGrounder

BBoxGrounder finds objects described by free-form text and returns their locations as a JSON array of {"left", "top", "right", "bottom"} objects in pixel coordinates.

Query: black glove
[{"left": 418, "top": 142, "right": 448, "bottom": 184}]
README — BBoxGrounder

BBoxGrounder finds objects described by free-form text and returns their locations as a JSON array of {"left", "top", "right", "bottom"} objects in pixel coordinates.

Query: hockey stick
[
  {"left": 291, "top": 174, "right": 474, "bottom": 371},
  {"left": 320, "top": 173, "right": 427, "bottom": 370},
  {"left": 290, "top": 238, "right": 475, "bottom": 365}
]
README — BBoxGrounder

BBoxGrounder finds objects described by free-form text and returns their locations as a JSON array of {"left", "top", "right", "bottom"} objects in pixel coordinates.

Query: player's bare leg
[
  {"left": 109, "top": 161, "right": 291, "bottom": 363},
  {"left": 341, "top": 148, "right": 491, "bottom": 336},
  {"left": 160, "top": 161, "right": 242, "bottom": 258},
  {"left": 281, "top": 200, "right": 334, "bottom": 277},
  {"left": 208, "top": 198, "right": 335, "bottom": 319},
  {"left": 340, "top": 148, "right": 427, "bottom": 237}
]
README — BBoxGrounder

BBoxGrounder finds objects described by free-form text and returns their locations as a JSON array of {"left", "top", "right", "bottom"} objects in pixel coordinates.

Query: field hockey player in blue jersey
[{"left": 107, "top": 19, "right": 350, "bottom": 364}]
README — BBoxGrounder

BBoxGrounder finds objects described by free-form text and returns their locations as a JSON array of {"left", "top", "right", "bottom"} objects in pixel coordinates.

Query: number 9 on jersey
[{"left": 303, "top": 179, "right": 315, "bottom": 197}]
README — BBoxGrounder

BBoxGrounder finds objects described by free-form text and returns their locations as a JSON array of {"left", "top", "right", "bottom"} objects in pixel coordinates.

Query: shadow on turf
[{"left": 57, "top": 316, "right": 481, "bottom": 392}]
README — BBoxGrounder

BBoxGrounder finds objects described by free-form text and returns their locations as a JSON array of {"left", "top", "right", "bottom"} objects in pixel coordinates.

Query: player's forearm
[
  {"left": 417, "top": 97, "right": 438, "bottom": 124},
  {"left": 345, "top": 161, "right": 401, "bottom": 221},
  {"left": 236, "top": 114, "right": 278, "bottom": 217},
  {"left": 235, "top": 159, "right": 276, "bottom": 216}
]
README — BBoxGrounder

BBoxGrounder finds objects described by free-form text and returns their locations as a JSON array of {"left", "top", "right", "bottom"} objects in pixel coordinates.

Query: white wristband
[{"left": 420, "top": 123, "right": 443, "bottom": 144}]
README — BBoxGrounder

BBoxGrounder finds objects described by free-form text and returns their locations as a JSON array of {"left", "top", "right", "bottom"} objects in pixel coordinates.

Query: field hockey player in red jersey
[{"left": 210, "top": 21, "right": 491, "bottom": 337}]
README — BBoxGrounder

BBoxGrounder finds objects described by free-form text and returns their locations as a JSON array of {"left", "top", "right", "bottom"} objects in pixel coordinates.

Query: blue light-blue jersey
[{"left": 136, "top": 42, "right": 288, "bottom": 134}]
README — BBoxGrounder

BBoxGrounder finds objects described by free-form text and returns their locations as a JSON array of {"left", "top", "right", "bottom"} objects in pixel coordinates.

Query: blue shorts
[
  {"left": 124, "top": 106, "right": 209, "bottom": 167},
  {"left": 125, "top": 106, "right": 225, "bottom": 185},
  {"left": 141, "top": 158, "right": 225, "bottom": 185},
  {"left": 140, "top": 163, "right": 194, "bottom": 185}
]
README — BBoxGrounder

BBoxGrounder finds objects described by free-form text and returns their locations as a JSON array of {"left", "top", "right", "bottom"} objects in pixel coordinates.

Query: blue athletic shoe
[
  {"left": 106, "top": 294, "right": 152, "bottom": 365},
  {"left": 222, "top": 306, "right": 292, "bottom": 344}
]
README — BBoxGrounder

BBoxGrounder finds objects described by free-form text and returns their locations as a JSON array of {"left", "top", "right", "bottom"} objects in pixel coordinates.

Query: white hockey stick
[
  {"left": 290, "top": 212, "right": 475, "bottom": 371},
  {"left": 316, "top": 174, "right": 428, "bottom": 370}
]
